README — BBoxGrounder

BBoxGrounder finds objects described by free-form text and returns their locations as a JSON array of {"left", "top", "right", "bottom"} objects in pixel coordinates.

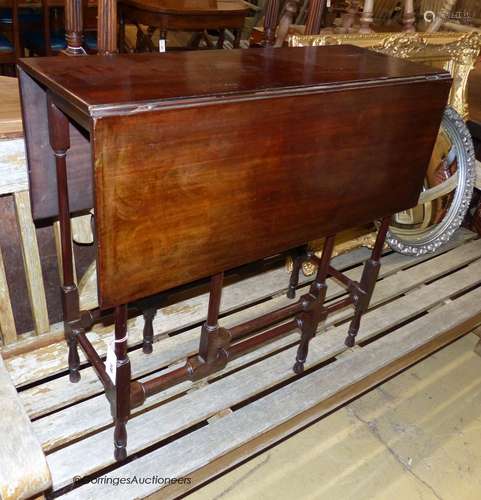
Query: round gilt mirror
[{"left": 386, "top": 106, "right": 476, "bottom": 256}]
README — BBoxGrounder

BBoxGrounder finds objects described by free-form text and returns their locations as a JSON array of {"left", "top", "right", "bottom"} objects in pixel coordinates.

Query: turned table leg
[
  {"left": 113, "top": 304, "right": 131, "bottom": 461},
  {"left": 359, "top": 0, "right": 374, "bottom": 33},
  {"left": 47, "top": 95, "right": 82, "bottom": 383},
  {"left": 142, "top": 307, "right": 155, "bottom": 354},
  {"left": 345, "top": 217, "right": 390, "bottom": 347},
  {"left": 402, "top": 0, "right": 416, "bottom": 32},
  {"left": 294, "top": 235, "right": 335, "bottom": 374},
  {"left": 287, "top": 245, "right": 308, "bottom": 299},
  {"left": 217, "top": 29, "right": 225, "bottom": 49},
  {"left": 199, "top": 272, "right": 224, "bottom": 363}
]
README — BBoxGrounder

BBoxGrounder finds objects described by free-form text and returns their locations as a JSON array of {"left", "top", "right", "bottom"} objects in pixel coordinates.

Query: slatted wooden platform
[{"left": 3, "top": 229, "right": 481, "bottom": 499}]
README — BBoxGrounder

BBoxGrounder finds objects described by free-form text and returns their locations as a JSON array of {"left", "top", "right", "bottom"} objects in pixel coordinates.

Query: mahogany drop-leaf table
[{"left": 18, "top": 46, "right": 451, "bottom": 461}]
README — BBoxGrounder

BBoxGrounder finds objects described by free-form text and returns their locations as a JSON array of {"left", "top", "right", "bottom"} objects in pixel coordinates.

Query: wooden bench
[
  {"left": 0, "top": 228, "right": 480, "bottom": 498},
  {"left": 0, "top": 354, "right": 51, "bottom": 500}
]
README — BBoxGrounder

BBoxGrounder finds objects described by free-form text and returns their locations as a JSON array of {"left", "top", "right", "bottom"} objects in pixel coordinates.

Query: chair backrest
[
  {"left": 0, "top": 0, "right": 20, "bottom": 65},
  {"left": 37, "top": 0, "right": 97, "bottom": 56},
  {"left": 263, "top": 0, "right": 328, "bottom": 47}
]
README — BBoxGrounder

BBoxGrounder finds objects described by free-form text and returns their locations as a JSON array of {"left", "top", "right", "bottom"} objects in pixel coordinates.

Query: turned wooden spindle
[
  {"left": 359, "top": 0, "right": 374, "bottom": 33},
  {"left": 274, "top": 0, "right": 300, "bottom": 47},
  {"left": 341, "top": 0, "right": 360, "bottom": 32},
  {"left": 47, "top": 95, "right": 82, "bottom": 382},
  {"left": 304, "top": 0, "right": 327, "bottom": 34},
  {"left": 113, "top": 304, "right": 131, "bottom": 461},
  {"left": 64, "top": 0, "right": 85, "bottom": 55},
  {"left": 402, "top": 0, "right": 416, "bottom": 32},
  {"left": 264, "top": 0, "right": 280, "bottom": 46},
  {"left": 97, "top": 0, "right": 118, "bottom": 54}
]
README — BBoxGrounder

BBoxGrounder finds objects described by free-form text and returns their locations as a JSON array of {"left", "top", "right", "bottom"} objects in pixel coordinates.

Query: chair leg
[
  {"left": 112, "top": 305, "right": 131, "bottom": 462},
  {"left": 345, "top": 217, "right": 390, "bottom": 347},
  {"left": 293, "top": 235, "right": 335, "bottom": 374}
]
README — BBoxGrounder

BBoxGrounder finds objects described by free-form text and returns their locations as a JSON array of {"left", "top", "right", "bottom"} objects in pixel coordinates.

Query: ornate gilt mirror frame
[{"left": 288, "top": 31, "right": 480, "bottom": 263}]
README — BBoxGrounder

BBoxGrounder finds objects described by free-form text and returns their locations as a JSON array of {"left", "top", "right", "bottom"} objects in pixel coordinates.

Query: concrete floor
[{"left": 188, "top": 333, "right": 481, "bottom": 500}]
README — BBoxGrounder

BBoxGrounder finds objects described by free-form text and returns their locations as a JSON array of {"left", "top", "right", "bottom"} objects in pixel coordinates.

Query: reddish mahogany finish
[{"left": 18, "top": 46, "right": 451, "bottom": 461}]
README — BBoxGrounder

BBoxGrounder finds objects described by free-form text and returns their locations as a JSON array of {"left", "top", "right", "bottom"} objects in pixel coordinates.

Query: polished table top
[
  {"left": 19, "top": 46, "right": 451, "bottom": 306},
  {"left": 120, "top": 0, "right": 248, "bottom": 14},
  {"left": 18, "top": 45, "right": 450, "bottom": 118}
]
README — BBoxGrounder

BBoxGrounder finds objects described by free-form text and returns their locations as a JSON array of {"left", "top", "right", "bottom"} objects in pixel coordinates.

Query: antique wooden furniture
[
  {"left": 118, "top": 0, "right": 249, "bottom": 52},
  {"left": 290, "top": 32, "right": 479, "bottom": 259},
  {"left": 262, "top": 0, "right": 419, "bottom": 47},
  {"left": 18, "top": 45, "right": 450, "bottom": 461},
  {"left": 0, "top": 0, "right": 20, "bottom": 73},
  {"left": 19, "top": 0, "right": 98, "bottom": 55},
  {"left": 0, "top": 353, "right": 51, "bottom": 499}
]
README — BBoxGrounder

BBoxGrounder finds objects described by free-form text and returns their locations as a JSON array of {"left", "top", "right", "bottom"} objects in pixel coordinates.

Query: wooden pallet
[{"left": 4, "top": 229, "right": 481, "bottom": 499}]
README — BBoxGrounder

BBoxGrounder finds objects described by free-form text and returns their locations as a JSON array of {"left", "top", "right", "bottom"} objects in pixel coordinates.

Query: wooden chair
[
  {"left": 0, "top": 1, "right": 43, "bottom": 61},
  {"left": 23, "top": 0, "right": 98, "bottom": 55},
  {"left": 0, "top": 0, "right": 20, "bottom": 74},
  {"left": 264, "top": 0, "right": 418, "bottom": 47}
]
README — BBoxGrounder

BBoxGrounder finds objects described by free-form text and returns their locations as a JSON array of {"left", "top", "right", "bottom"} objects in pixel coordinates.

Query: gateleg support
[
  {"left": 47, "top": 93, "right": 83, "bottom": 382},
  {"left": 287, "top": 245, "right": 308, "bottom": 299},
  {"left": 293, "top": 235, "right": 335, "bottom": 374},
  {"left": 111, "top": 304, "right": 131, "bottom": 462},
  {"left": 345, "top": 217, "right": 390, "bottom": 347},
  {"left": 142, "top": 307, "right": 156, "bottom": 354},
  {"left": 198, "top": 272, "right": 230, "bottom": 364}
]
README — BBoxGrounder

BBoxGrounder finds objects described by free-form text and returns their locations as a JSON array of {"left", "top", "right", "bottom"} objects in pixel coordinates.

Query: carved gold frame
[{"left": 286, "top": 31, "right": 480, "bottom": 274}]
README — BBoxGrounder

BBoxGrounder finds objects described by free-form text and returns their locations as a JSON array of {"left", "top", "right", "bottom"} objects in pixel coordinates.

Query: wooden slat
[
  {"left": 13, "top": 191, "right": 50, "bottom": 335},
  {"left": 18, "top": 231, "right": 478, "bottom": 419},
  {"left": 78, "top": 261, "right": 96, "bottom": 311},
  {"left": 0, "top": 246, "right": 16, "bottom": 345},
  {"left": 0, "top": 139, "right": 28, "bottom": 195},
  {"left": 71, "top": 214, "right": 94, "bottom": 245},
  {"left": 44, "top": 255, "right": 481, "bottom": 489},
  {"left": 0, "top": 77, "right": 23, "bottom": 140},
  {"left": 8, "top": 229, "right": 474, "bottom": 389},
  {"left": 6, "top": 246, "right": 375, "bottom": 388},
  {"left": 32, "top": 243, "right": 481, "bottom": 450},
  {"left": 0, "top": 355, "right": 51, "bottom": 500},
  {"left": 53, "top": 222, "right": 77, "bottom": 286},
  {"left": 60, "top": 286, "right": 481, "bottom": 500}
]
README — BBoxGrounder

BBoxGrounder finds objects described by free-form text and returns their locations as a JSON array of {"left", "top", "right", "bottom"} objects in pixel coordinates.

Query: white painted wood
[
  {"left": 78, "top": 261, "right": 96, "bottom": 311},
  {"left": 0, "top": 355, "right": 51, "bottom": 500},
  {"left": 0, "top": 246, "right": 16, "bottom": 345},
  {"left": 0, "top": 139, "right": 28, "bottom": 196},
  {"left": 19, "top": 231, "right": 478, "bottom": 418},
  {"left": 45, "top": 256, "right": 481, "bottom": 489},
  {"left": 32, "top": 243, "right": 481, "bottom": 449},
  {"left": 71, "top": 214, "right": 94, "bottom": 245},
  {"left": 60, "top": 286, "right": 481, "bottom": 500}
]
